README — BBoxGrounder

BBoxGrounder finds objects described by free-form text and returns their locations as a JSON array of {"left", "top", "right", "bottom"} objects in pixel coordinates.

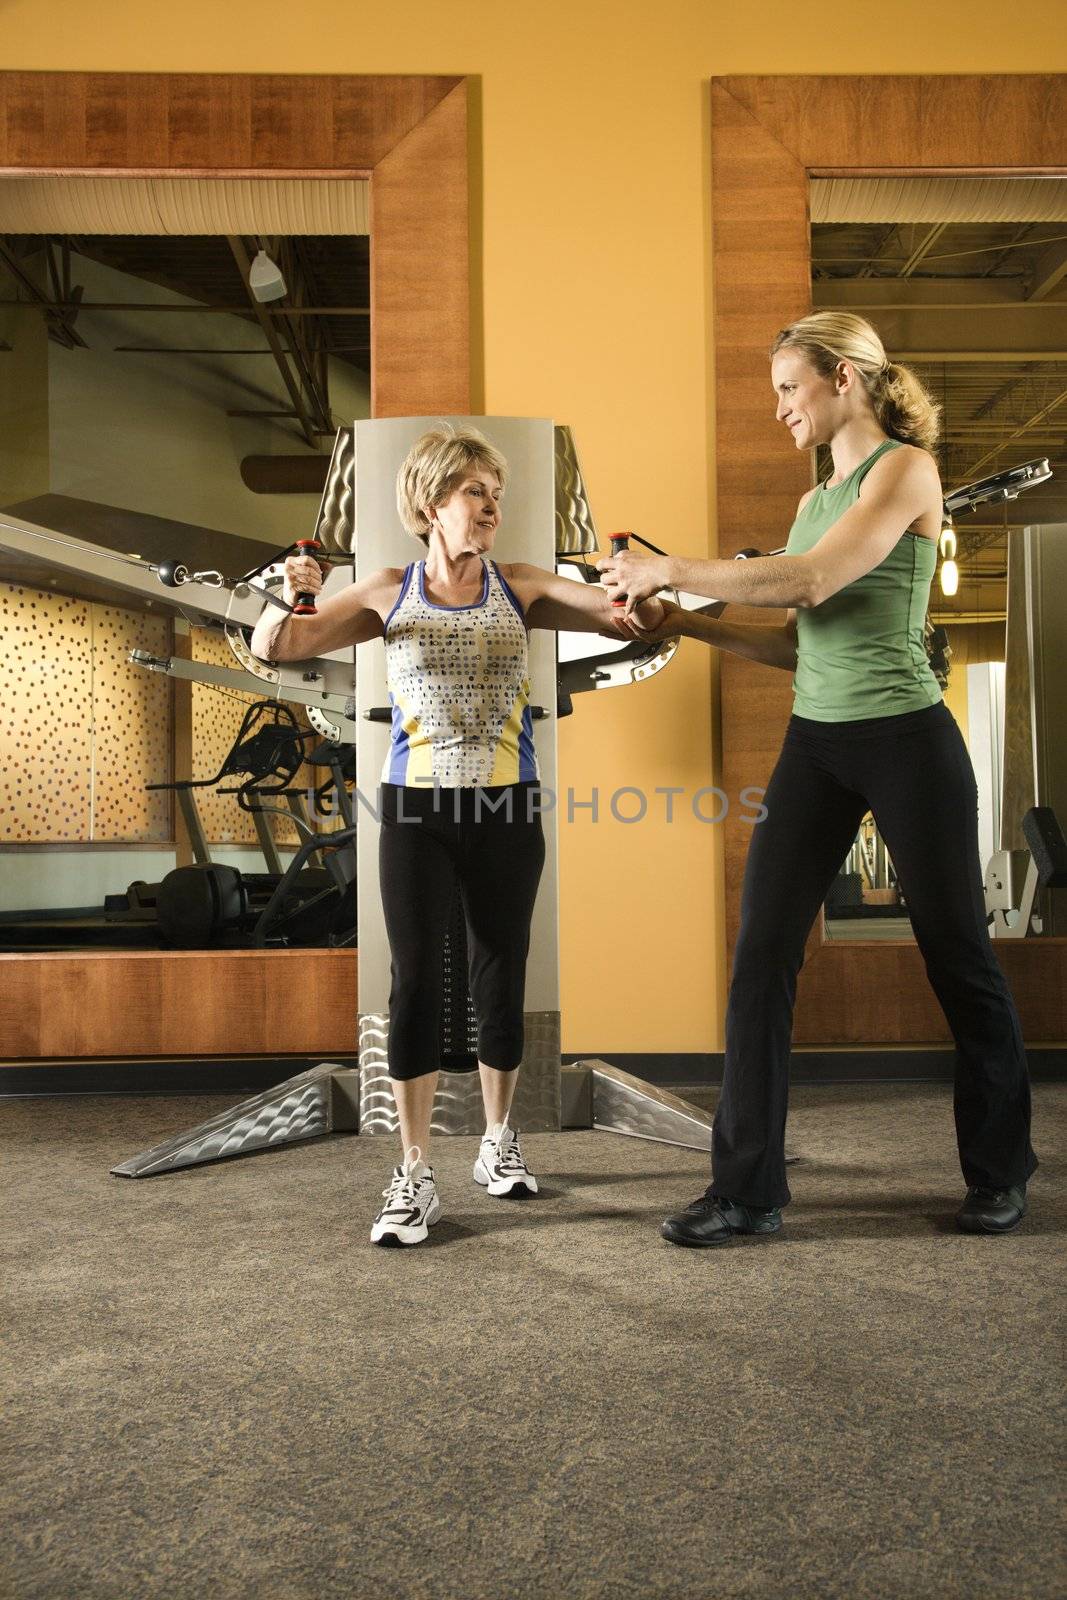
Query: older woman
[
  {"left": 252, "top": 425, "right": 655, "bottom": 1247},
  {"left": 601, "top": 312, "right": 1036, "bottom": 1243}
]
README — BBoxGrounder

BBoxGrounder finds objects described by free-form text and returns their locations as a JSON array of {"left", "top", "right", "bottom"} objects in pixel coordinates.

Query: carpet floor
[{"left": 2, "top": 1082, "right": 1064, "bottom": 1600}]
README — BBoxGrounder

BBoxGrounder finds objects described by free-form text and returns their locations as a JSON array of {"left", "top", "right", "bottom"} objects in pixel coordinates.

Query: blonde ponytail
[
  {"left": 770, "top": 313, "right": 941, "bottom": 451},
  {"left": 875, "top": 360, "right": 941, "bottom": 451}
]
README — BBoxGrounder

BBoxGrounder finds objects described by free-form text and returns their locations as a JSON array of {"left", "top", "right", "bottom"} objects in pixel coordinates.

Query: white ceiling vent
[
  {"left": 812, "top": 177, "right": 1067, "bottom": 225},
  {"left": 0, "top": 176, "right": 370, "bottom": 235}
]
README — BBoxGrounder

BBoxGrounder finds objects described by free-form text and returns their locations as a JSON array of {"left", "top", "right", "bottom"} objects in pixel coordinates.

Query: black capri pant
[
  {"left": 379, "top": 782, "right": 546, "bottom": 1081},
  {"left": 712, "top": 701, "right": 1037, "bottom": 1208}
]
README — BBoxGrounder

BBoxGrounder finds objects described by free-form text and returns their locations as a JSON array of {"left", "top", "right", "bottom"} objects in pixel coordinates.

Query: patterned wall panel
[
  {"left": 0, "top": 587, "right": 345, "bottom": 851},
  {"left": 0, "top": 583, "right": 93, "bottom": 842},
  {"left": 189, "top": 628, "right": 300, "bottom": 848},
  {"left": 91, "top": 602, "right": 171, "bottom": 841},
  {"left": 0, "top": 582, "right": 175, "bottom": 844}
]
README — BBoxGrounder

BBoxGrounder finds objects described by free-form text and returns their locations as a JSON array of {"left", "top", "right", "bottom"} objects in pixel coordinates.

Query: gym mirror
[
  {"left": 0, "top": 191, "right": 371, "bottom": 951},
  {"left": 811, "top": 176, "right": 1067, "bottom": 944}
]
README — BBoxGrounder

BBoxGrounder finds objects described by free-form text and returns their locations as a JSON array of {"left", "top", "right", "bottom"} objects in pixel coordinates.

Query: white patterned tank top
[{"left": 381, "top": 558, "right": 539, "bottom": 788}]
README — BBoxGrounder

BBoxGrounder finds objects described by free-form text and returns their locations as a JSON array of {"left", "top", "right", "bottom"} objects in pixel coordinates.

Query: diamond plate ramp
[
  {"left": 585, "top": 1060, "right": 713, "bottom": 1152},
  {"left": 110, "top": 1062, "right": 351, "bottom": 1177},
  {"left": 585, "top": 1060, "right": 800, "bottom": 1163}
]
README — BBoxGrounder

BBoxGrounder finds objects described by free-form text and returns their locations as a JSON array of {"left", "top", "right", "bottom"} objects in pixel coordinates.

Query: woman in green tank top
[{"left": 599, "top": 311, "right": 1036, "bottom": 1242}]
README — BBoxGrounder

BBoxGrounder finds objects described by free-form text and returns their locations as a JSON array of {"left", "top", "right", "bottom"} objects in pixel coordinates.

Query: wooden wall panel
[
  {"left": 711, "top": 83, "right": 812, "bottom": 969},
  {"left": 710, "top": 86, "right": 810, "bottom": 563},
  {"left": 0, "top": 70, "right": 470, "bottom": 423},
  {"left": 0, "top": 72, "right": 462, "bottom": 175},
  {"left": 0, "top": 948, "right": 358, "bottom": 1059},
  {"left": 785, "top": 940, "right": 1067, "bottom": 1048},
  {"left": 726, "top": 75, "right": 1067, "bottom": 171},
  {"left": 371, "top": 82, "right": 470, "bottom": 416},
  {"left": 711, "top": 74, "right": 1067, "bottom": 1045}
]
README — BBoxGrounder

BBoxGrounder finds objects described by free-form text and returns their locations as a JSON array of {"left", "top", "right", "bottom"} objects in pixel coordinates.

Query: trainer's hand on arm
[
  {"left": 505, "top": 563, "right": 641, "bottom": 637},
  {"left": 600, "top": 544, "right": 810, "bottom": 613},
  {"left": 596, "top": 551, "right": 672, "bottom": 618}
]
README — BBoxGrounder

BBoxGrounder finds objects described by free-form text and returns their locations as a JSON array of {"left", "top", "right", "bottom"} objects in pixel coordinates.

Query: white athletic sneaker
[
  {"left": 370, "top": 1148, "right": 441, "bottom": 1247},
  {"left": 474, "top": 1121, "right": 538, "bottom": 1197}
]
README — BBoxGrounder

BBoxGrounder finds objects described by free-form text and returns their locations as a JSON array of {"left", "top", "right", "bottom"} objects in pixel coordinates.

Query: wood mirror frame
[
  {"left": 0, "top": 71, "right": 471, "bottom": 1060},
  {"left": 712, "top": 73, "right": 1067, "bottom": 1049}
]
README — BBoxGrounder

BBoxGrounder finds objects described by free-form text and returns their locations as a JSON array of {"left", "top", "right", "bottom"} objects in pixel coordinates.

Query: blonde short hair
[
  {"left": 396, "top": 424, "right": 509, "bottom": 544},
  {"left": 770, "top": 311, "right": 941, "bottom": 452}
]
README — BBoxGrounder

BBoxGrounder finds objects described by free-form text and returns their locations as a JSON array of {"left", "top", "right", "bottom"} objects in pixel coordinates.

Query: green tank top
[{"left": 784, "top": 437, "right": 942, "bottom": 722}]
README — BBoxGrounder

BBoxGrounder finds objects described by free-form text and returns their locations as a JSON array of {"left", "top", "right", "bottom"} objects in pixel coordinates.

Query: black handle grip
[
  {"left": 609, "top": 531, "right": 632, "bottom": 608},
  {"left": 293, "top": 538, "right": 323, "bottom": 616}
]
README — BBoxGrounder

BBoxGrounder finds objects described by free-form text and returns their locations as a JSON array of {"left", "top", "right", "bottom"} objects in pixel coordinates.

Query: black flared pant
[{"left": 711, "top": 701, "right": 1037, "bottom": 1208}]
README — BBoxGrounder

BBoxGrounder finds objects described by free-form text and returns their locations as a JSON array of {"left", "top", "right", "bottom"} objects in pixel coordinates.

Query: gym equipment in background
[
  {"left": 943, "top": 458, "right": 1051, "bottom": 518},
  {"left": 146, "top": 699, "right": 356, "bottom": 950},
  {"left": 0, "top": 699, "right": 357, "bottom": 951},
  {"left": 985, "top": 805, "right": 1067, "bottom": 940}
]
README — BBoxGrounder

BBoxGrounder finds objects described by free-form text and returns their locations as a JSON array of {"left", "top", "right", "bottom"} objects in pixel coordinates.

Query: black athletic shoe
[
  {"left": 955, "top": 1184, "right": 1027, "bottom": 1234},
  {"left": 661, "top": 1190, "right": 782, "bottom": 1248}
]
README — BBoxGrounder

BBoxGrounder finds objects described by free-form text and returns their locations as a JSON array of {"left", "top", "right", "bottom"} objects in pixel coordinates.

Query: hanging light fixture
[
  {"left": 938, "top": 513, "right": 958, "bottom": 595},
  {"left": 248, "top": 247, "right": 287, "bottom": 303},
  {"left": 938, "top": 517, "right": 957, "bottom": 561},
  {"left": 940, "top": 557, "right": 960, "bottom": 597}
]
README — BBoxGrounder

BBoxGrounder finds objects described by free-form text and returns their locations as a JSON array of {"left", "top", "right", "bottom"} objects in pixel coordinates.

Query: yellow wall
[{"left": 5, "top": 2, "right": 1065, "bottom": 1051}]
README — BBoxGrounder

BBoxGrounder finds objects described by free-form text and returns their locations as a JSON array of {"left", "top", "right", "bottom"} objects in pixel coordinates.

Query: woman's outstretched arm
[
  {"left": 249, "top": 560, "right": 402, "bottom": 663},
  {"left": 599, "top": 447, "right": 941, "bottom": 616},
  {"left": 620, "top": 600, "right": 798, "bottom": 672},
  {"left": 498, "top": 562, "right": 661, "bottom": 637}
]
